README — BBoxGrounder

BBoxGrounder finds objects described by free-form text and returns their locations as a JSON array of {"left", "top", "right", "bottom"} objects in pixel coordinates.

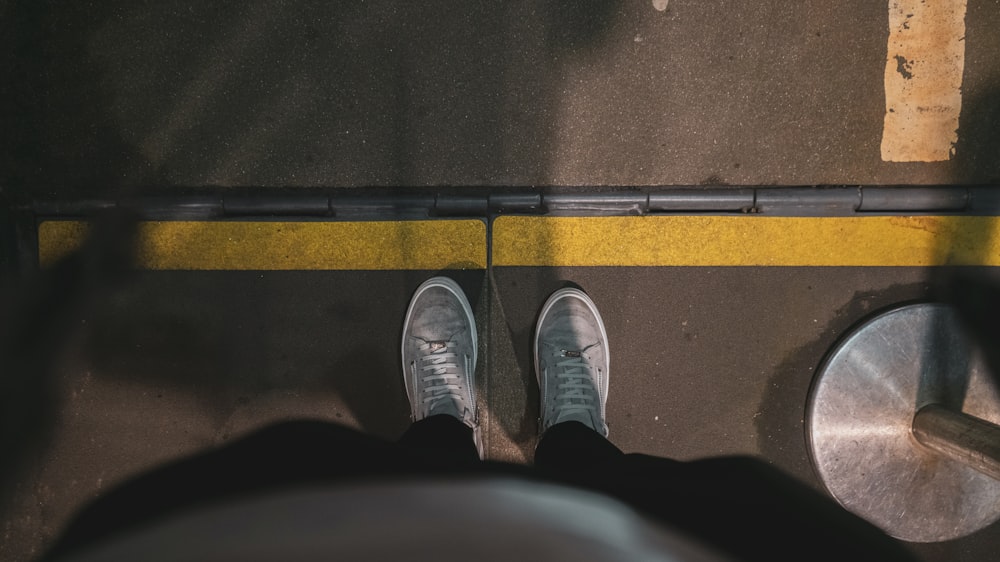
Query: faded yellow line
[
  {"left": 881, "top": 0, "right": 966, "bottom": 162},
  {"left": 493, "top": 216, "right": 1000, "bottom": 266},
  {"left": 39, "top": 220, "right": 487, "bottom": 270}
]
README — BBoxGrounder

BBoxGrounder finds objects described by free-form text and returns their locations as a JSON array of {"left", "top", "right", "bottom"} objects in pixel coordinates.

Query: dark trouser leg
[
  {"left": 48, "top": 417, "right": 479, "bottom": 560},
  {"left": 534, "top": 420, "right": 625, "bottom": 473},
  {"left": 397, "top": 414, "right": 480, "bottom": 466},
  {"left": 534, "top": 421, "right": 914, "bottom": 562}
]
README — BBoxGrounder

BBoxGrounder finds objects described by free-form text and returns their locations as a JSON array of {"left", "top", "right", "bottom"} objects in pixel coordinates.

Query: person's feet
[
  {"left": 535, "top": 287, "right": 610, "bottom": 437},
  {"left": 401, "top": 277, "right": 481, "bottom": 451}
]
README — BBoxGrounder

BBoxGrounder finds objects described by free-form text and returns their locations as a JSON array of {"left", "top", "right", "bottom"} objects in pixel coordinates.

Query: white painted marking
[
  {"left": 881, "top": 0, "right": 967, "bottom": 162},
  {"left": 652, "top": 0, "right": 669, "bottom": 12}
]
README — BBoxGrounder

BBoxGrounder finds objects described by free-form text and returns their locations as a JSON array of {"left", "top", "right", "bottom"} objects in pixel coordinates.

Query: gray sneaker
[
  {"left": 402, "top": 276, "right": 481, "bottom": 454},
  {"left": 534, "top": 287, "right": 610, "bottom": 437}
]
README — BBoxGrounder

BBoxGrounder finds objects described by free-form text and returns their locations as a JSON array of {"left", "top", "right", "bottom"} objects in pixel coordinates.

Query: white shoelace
[
  {"left": 552, "top": 349, "right": 598, "bottom": 422},
  {"left": 418, "top": 340, "right": 466, "bottom": 412}
]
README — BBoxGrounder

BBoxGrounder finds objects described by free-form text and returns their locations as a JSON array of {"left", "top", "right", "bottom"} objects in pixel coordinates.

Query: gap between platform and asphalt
[{"left": 38, "top": 215, "right": 1000, "bottom": 270}]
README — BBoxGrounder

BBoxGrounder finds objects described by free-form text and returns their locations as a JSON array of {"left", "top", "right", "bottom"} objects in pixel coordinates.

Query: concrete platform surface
[{"left": 2, "top": 259, "right": 999, "bottom": 561}]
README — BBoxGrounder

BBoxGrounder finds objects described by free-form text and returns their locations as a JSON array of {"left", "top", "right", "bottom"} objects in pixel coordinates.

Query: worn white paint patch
[
  {"left": 881, "top": 0, "right": 966, "bottom": 162},
  {"left": 652, "top": 0, "right": 668, "bottom": 12}
]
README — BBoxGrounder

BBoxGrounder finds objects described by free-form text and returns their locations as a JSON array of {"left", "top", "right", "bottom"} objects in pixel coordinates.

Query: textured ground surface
[{"left": 3, "top": 1, "right": 1000, "bottom": 560}]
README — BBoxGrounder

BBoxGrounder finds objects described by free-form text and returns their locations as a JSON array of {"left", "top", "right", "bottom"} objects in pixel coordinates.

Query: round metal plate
[{"left": 807, "top": 303, "right": 1000, "bottom": 542}]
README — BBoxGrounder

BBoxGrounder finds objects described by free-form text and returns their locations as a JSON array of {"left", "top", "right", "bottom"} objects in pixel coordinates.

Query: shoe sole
[{"left": 533, "top": 287, "right": 610, "bottom": 428}]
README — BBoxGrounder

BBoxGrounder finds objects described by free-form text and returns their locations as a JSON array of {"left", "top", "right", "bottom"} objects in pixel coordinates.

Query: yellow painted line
[
  {"left": 38, "top": 220, "right": 487, "bottom": 270},
  {"left": 493, "top": 216, "right": 1000, "bottom": 266},
  {"left": 881, "top": 0, "right": 966, "bottom": 162}
]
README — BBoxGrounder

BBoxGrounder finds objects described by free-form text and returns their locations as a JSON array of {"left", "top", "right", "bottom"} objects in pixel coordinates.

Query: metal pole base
[{"left": 807, "top": 303, "right": 1000, "bottom": 542}]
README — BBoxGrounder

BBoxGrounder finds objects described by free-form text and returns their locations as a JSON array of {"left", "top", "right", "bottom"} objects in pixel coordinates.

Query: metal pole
[{"left": 912, "top": 404, "right": 1000, "bottom": 481}]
